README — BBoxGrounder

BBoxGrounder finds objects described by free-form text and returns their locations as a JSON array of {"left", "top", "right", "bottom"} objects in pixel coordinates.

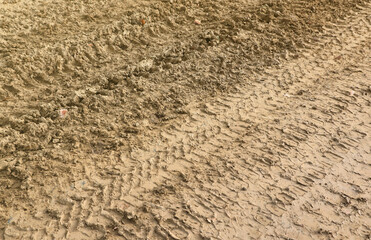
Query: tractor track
[{"left": 1, "top": 0, "right": 370, "bottom": 239}]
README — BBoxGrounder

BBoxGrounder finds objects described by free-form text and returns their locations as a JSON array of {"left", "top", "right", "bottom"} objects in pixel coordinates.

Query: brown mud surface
[{"left": 1, "top": 0, "right": 370, "bottom": 239}]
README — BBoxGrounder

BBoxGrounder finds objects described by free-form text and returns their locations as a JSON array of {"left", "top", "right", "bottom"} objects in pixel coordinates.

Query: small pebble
[
  {"left": 194, "top": 19, "right": 201, "bottom": 25},
  {"left": 59, "top": 109, "right": 68, "bottom": 118}
]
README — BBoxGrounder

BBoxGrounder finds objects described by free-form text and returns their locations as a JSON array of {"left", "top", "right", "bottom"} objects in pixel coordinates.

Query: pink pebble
[{"left": 59, "top": 109, "right": 68, "bottom": 118}]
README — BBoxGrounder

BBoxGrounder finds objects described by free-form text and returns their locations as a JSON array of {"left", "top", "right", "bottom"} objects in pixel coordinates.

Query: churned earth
[{"left": 0, "top": 0, "right": 370, "bottom": 239}]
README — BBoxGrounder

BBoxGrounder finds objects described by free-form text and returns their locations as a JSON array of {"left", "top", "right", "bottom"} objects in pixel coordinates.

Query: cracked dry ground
[{"left": 1, "top": 0, "right": 371, "bottom": 239}]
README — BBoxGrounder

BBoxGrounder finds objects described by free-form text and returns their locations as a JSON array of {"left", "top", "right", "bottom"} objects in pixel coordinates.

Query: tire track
[{"left": 3, "top": 4, "right": 370, "bottom": 239}]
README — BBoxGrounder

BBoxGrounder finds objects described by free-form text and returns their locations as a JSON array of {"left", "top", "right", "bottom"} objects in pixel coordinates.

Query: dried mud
[{"left": 1, "top": 0, "right": 370, "bottom": 239}]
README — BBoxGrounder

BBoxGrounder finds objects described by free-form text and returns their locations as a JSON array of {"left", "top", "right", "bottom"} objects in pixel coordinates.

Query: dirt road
[{"left": 1, "top": 0, "right": 370, "bottom": 239}]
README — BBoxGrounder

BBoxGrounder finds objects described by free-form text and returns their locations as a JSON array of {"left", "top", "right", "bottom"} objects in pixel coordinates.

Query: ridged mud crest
[{"left": 1, "top": 0, "right": 370, "bottom": 239}]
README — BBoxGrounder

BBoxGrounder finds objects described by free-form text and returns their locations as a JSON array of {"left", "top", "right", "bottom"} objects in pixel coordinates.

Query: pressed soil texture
[{"left": 1, "top": 0, "right": 370, "bottom": 239}]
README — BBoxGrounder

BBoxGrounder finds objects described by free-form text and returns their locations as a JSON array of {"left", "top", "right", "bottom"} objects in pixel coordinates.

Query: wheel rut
[{"left": 2, "top": 4, "right": 370, "bottom": 240}]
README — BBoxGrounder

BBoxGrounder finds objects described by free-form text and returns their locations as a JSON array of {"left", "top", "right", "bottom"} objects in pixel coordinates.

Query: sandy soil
[{"left": 1, "top": 0, "right": 370, "bottom": 239}]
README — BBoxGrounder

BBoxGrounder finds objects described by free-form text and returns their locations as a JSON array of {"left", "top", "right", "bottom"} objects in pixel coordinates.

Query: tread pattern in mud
[{"left": 2, "top": 4, "right": 371, "bottom": 239}]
